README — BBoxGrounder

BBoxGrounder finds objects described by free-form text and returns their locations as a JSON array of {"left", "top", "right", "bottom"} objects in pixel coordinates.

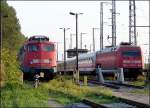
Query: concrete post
[
  {"left": 117, "top": 70, "right": 120, "bottom": 81},
  {"left": 118, "top": 68, "right": 124, "bottom": 83},
  {"left": 96, "top": 67, "right": 104, "bottom": 84},
  {"left": 84, "top": 76, "right": 87, "bottom": 86},
  {"left": 76, "top": 70, "right": 80, "bottom": 85},
  {"left": 72, "top": 70, "right": 76, "bottom": 83}
]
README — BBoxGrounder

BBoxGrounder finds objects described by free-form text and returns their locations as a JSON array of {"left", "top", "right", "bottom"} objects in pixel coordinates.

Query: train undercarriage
[{"left": 22, "top": 68, "right": 56, "bottom": 81}]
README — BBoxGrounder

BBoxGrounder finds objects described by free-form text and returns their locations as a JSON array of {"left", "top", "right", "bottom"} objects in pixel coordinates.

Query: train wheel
[
  {"left": 23, "top": 73, "right": 34, "bottom": 81},
  {"left": 44, "top": 73, "right": 54, "bottom": 81}
]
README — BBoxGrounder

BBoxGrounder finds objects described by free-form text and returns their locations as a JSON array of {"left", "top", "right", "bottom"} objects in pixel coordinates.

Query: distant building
[{"left": 67, "top": 48, "right": 88, "bottom": 58}]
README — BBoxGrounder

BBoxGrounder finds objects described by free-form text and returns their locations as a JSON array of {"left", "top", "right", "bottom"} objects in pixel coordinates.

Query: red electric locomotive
[
  {"left": 96, "top": 42, "right": 143, "bottom": 79},
  {"left": 18, "top": 35, "right": 57, "bottom": 80}
]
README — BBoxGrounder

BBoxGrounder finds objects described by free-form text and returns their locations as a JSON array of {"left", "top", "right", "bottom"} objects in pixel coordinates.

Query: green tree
[{"left": 1, "top": 1, "right": 26, "bottom": 85}]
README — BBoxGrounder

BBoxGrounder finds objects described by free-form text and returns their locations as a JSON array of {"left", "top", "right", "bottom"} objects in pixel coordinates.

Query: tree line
[{"left": 1, "top": 0, "right": 26, "bottom": 86}]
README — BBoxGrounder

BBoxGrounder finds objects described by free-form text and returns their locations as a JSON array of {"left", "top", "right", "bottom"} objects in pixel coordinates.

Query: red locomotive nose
[{"left": 122, "top": 50, "right": 142, "bottom": 68}]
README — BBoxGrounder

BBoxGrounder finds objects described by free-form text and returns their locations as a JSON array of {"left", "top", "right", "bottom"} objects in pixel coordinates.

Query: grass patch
[
  {"left": 127, "top": 76, "right": 146, "bottom": 86},
  {"left": 1, "top": 82, "right": 49, "bottom": 108},
  {"left": 42, "top": 75, "right": 118, "bottom": 105},
  {"left": 128, "top": 81, "right": 145, "bottom": 86},
  {"left": 85, "top": 92, "right": 119, "bottom": 104},
  {"left": 49, "top": 89, "right": 81, "bottom": 105},
  {"left": 125, "top": 76, "right": 149, "bottom": 95}
]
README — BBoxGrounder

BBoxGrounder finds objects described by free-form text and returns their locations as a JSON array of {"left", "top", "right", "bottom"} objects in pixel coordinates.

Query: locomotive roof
[
  {"left": 24, "top": 35, "right": 55, "bottom": 45},
  {"left": 25, "top": 40, "right": 55, "bottom": 45},
  {"left": 97, "top": 45, "right": 140, "bottom": 54},
  {"left": 29, "top": 35, "right": 49, "bottom": 39}
]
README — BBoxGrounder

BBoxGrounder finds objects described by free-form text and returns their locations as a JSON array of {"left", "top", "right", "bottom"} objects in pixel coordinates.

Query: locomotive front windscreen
[
  {"left": 28, "top": 45, "right": 38, "bottom": 52},
  {"left": 28, "top": 44, "right": 54, "bottom": 52},
  {"left": 42, "top": 44, "right": 54, "bottom": 51},
  {"left": 122, "top": 51, "right": 141, "bottom": 57}
]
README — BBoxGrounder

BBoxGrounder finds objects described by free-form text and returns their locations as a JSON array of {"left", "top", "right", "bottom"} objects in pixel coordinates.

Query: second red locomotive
[{"left": 96, "top": 43, "right": 143, "bottom": 78}]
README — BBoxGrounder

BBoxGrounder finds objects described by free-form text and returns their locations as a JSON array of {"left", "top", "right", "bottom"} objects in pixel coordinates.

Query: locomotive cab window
[
  {"left": 28, "top": 45, "right": 38, "bottom": 52},
  {"left": 42, "top": 44, "right": 54, "bottom": 51},
  {"left": 122, "top": 51, "right": 141, "bottom": 57}
]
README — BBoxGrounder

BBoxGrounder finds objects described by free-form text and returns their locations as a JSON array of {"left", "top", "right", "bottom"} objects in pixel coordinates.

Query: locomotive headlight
[
  {"left": 30, "top": 59, "right": 51, "bottom": 64},
  {"left": 43, "top": 59, "right": 51, "bottom": 63},
  {"left": 123, "top": 60, "right": 130, "bottom": 63},
  {"left": 33, "top": 59, "right": 39, "bottom": 63},
  {"left": 134, "top": 60, "right": 141, "bottom": 63},
  {"left": 123, "top": 60, "right": 141, "bottom": 64},
  {"left": 30, "top": 59, "right": 39, "bottom": 64}
]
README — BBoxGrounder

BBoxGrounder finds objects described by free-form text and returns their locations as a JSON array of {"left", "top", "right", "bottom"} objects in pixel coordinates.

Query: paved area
[
  {"left": 66, "top": 103, "right": 91, "bottom": 108},
  {"left": 48, "top": 100, "right": 92, "bottom": 108},
  {"left": 102, "top": 102, "right": 136, "bottom": 108},
  {"left": 112, "top": 91, "right": 149, "bottom": 105},
  {"left": 48, "top": 99, "right": 64, "bottom": 108}
]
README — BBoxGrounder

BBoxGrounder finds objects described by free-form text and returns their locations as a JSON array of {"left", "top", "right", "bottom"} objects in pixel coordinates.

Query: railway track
[
  {"left": 116, "top": 96, "right": 150, "bottom": 108},
  {"left": 80, "top": 79, "right": 149, "bottom": 108},
  {"left": 87, "top": 79, "right": 144, "bottom": 90},
  {"left": 82, "top": 98, "right": 150, "bottom": 108},
  {"left": 105, "top": 81, "right": 144, "bottom": 89},
  {"left": 82, "top": 99, "right": 109, "bottom": 108},
  {"left": 87, "top": 80, "right": 120, "bottom": 89}
]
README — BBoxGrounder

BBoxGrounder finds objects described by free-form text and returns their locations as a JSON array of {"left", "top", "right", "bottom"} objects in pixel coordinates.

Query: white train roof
[
  {"left": 78, "top": 52, "right": 96, "bottom": 59},
  {"left": 97, "top": 46, "right": 118, "bottom": 54},
  {"left": 66, "top": 56, "right": 76, "bottom": 62},
  {"left": 65, "top": 52, "right": 96, "bottom": 62}
]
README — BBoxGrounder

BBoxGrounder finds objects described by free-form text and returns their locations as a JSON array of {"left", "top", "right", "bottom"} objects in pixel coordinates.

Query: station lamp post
[
  {"left": 92, "top": 28, "right": 99, "bottom": 52},
  {"left": 70, "top": 33, "right": 76, "bottom": 49},
  {"left": 69, "top": 12, "right": 83, "bottom": 72},
  {"left": 56, "top": 42, "right": 63, "bottom": 62},
  {"left": 80, "top": 32, "right": 87, "bottom": 49},
  {"left": 59, "top": 28, "right": 70, "bottom": 74}
]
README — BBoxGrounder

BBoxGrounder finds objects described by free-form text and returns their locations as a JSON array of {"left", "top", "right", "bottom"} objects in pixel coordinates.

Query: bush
[
  {"left": 1, "top": 48, "right": 22, "bottom": 85},
  {"left": 0, "top": 62, "right": 6, "bottom": 87}
]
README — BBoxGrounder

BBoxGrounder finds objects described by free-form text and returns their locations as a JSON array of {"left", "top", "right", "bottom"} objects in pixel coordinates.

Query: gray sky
[{"left": 7, "top": 1, "right": 149, "bottom": 62}]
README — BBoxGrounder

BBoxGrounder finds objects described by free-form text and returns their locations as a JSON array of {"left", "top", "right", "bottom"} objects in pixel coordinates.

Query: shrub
[
  {"left": 1, "top": 48, "right": 22, "bottom": 85},
  {"left": 0, "top": 62, "right": 6, "bottom": 87}
]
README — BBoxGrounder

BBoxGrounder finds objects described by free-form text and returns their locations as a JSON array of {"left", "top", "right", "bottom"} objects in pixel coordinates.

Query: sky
[{"left": 7, "top": 1, "right": 149, "bottom": 62}]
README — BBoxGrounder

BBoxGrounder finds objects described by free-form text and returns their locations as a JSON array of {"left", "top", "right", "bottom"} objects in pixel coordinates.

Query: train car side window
[{"left": 28, "top": 45, "right": 38, "bottom": 52}]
